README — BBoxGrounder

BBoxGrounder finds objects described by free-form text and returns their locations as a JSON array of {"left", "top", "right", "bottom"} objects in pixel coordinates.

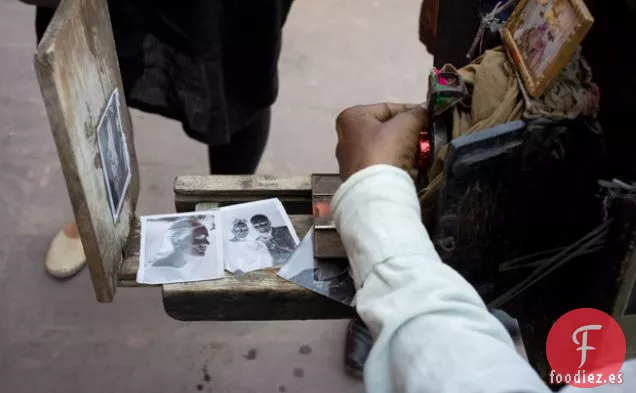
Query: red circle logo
[{"left": 546, "top": 308, "right": 626, "bottom": 388}]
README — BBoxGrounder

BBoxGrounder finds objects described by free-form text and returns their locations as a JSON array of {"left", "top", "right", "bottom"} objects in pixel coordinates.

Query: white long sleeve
[{"left": 332, "top": 165, "right": 550, "bottom": 393}]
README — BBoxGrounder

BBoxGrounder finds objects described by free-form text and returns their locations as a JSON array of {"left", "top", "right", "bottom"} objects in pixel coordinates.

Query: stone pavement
[{"left": 0, "top": 0, "right": 432, "bottom": 392}]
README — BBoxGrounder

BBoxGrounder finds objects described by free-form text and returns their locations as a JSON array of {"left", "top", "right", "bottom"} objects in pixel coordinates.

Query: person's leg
[
  {"left": 36, "top": 6, "right": 56, "bottom": 43},
  {"left": 208, "top": 107, "right": 271, "bottom": 175}
]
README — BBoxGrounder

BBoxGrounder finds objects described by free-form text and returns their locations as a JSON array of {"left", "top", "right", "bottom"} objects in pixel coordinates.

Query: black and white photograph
[
  {"left": 221, "top": 199, "right": 299, "bottom": 273},
  {"left": 278, "top": 228, "right": 356, "bottom": 307},
  {"left": 137, "top": 211, "right": 224, "bottom": 285},
  {"left": 97, "top": 88, "right": 131, "bottom": 223}
]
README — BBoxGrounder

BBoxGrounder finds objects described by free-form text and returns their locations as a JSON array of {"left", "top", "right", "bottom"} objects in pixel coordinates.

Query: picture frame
[{"left": 501, "top": 0, "right": 594, "bottom": 98}]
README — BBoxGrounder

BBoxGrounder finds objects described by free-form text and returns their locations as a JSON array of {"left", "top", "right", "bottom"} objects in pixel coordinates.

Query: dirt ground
[{"left": 0, "top": 0, "right": 432, "bottom": 392}]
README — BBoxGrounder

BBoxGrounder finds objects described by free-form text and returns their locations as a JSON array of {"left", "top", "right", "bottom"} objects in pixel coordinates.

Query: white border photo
[
  {"left": 137, "top": 211, "right": 224, "bottom": 284},
  {"left": 96, "top": 88, "right": 131, "bottom": 224},
  {"left": 221, "top": 198, "right": 300, "bottom": 273}
]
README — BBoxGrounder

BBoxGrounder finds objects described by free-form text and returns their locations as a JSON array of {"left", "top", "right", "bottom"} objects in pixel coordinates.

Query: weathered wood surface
[
  {"left": 162, "top": 267, "right": 355, "bottom": 321},
  {"left": 311, "top": 175, "right": 346, "bottom": 259},
  {"left": 174, "top": 175, "right": 312, "bottom": 214},
  {"left": 119, "top": 214, "right": 315, "bottom": 285},
  {"left": 34, "top": 0, "right": 140, "bottom": 302},
  {"left": 162, "top": 202, "right": 353, "bottom": 321},
  {"left": 312, "top": 174, "right": 342, "bottom": 196}
]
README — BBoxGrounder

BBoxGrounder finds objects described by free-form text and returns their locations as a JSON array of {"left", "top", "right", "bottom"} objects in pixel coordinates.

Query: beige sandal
[{"left": 45, "top": 220, "right": 86, "bottom": 279}]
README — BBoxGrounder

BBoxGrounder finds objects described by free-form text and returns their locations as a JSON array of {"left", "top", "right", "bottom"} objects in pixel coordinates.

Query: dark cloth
[
  {"left": 207, "top": 107, "right": 270, "bottom": 174},
  {"left": 36, "top": 0, "right": 293, "bottom": 147}
]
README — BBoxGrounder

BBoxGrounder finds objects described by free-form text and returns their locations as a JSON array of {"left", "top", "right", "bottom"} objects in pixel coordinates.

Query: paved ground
[{"left": 0, "top": 0, "right": 432, "bottom": 392}]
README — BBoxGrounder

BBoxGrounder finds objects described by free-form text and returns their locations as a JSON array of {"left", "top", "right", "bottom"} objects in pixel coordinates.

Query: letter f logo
[{"left": 573, "top": 324, "right": 602, "bottom": 368}]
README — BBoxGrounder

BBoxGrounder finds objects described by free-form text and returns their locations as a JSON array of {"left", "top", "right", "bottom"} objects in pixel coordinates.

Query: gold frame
[{"left": 502, "top": 0, "right": 594, "bottom": 98}]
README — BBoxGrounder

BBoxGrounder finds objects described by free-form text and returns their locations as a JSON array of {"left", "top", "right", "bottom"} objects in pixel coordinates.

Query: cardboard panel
[{"left": 34, "top": 0, "right": 140, "bottom": 302}]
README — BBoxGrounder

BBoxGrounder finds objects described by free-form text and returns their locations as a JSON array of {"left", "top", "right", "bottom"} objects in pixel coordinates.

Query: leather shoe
[{"left": 344, "top": 317, "right": 373, "bottom": 379}]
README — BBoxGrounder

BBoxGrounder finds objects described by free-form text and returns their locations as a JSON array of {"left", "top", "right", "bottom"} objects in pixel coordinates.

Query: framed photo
[
  {"left": 502, "top": 0, "right": 594, "bottom": 98},
  {"left": 96, "top": 89, "right": 132, "bottom": 223}
]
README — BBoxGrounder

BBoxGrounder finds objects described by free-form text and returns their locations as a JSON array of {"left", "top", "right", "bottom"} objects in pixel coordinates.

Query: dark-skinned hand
[{"left": 335, "top": 103, "right": 429, "bottom": 181}]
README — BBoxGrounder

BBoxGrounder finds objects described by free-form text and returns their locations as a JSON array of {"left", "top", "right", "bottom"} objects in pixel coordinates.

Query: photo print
[
  {"left": 278, "top": 228, "right": 355, "bottom": 307},
  {"left": 221, "top": 199, "right": 299, "bottom": 274},
  {"left": 96, "top": 88, "right": 131, "bottom": 223},
  {"left": 137, "top": 211, "right": 223, "bottom": 284}
]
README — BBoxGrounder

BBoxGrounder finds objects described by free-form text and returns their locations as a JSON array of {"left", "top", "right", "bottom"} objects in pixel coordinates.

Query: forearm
[{"left": 332, "top": 165, "right": 549, "bottom": 393}]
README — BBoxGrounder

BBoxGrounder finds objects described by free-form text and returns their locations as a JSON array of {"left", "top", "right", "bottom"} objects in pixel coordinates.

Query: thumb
[{"left": 385, "top": 106, "right": 429, "bottom": 139}]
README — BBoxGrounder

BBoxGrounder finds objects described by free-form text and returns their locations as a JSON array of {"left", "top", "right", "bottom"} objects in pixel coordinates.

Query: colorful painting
[{"left": 502, "top": 0, "right": 593, "bottom": 97}]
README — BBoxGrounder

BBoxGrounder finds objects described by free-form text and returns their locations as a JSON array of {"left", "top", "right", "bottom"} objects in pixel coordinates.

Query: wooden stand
[{"left": 123, "top": 177, "right": 354, "bottom": 321}]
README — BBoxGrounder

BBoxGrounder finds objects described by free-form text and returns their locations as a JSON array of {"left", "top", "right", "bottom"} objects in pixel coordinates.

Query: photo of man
[
  {"left": 220, "top": 199, "right": 300, "bottom": 273},
  {"left": 149, "top": 217, "right": 211, "bottom": 268},
  {"left": 250, "top": 214, "right": 296, "bottom": 265},
  {"left": 97, "top": 89, "right": 131, "bottom": 223},
  {"left": 137, "top": 212, "right": 224, "bottom": 285},
  {"left": 225, "top": 218, "right": 273, "bottom": 273}
]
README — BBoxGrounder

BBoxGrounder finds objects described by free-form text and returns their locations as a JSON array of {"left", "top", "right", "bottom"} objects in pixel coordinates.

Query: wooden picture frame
[
  {"left": 34, "top": 0, "right": 140, "bottom": 302},
  {"left": 502, "top": 0, "right": 594, "bottom": 98}
]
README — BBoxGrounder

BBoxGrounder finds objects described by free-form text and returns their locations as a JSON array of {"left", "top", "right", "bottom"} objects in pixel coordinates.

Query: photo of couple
[{"left": 222, "top": 199, "right": 300, "bottom": 273}]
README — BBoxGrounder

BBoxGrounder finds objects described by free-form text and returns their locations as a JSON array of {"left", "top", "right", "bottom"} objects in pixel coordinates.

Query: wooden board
[
  {"left": 311, "top": 174, "right": 347, "bottom": 259},
  {"left": 118, "top": 214, "right": 316, "bottom": 286},
  {"left": 160, "top": 203, "right": 354, "bottom": 320},
  {"left": 174, "top": 175, "right": 312, "bottom": 214},
  {"left": 34, "top": 0, "right": 140, "bottom": 302}
]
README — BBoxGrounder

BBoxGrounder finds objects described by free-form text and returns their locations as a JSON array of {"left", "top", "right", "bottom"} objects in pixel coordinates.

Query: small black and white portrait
[
  {"left": 221, "top": 199, "right": 299, "bottom": 273},
  {"left": 137, "top": 212, "right": 224, "bottom": 285},
  {"left": 278, "top": 228, "right": 355, "bottom": 307},
  {"left": 97, "top": 89, "right": 131, "bottom": 223}
]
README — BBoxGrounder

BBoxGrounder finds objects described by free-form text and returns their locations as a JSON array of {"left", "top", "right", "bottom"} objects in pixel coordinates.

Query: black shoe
[{"left": 344, "top": 318, "right": 373, "bottom": 379}]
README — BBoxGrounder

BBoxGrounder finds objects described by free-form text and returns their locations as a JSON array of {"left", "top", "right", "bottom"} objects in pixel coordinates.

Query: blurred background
[{"left": 0, "top": 0, "right": 432, "bottom": 391}]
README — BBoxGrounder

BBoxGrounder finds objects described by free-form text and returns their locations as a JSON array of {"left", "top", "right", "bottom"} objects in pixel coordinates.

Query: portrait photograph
[
  {"left": 96, "top": 88, "right": 132, "bottom": 223},
  {"left": 278, "top": 228, "right": 355, "bottom": 307},
  {"left": 137, "top": 211, "right": 224, "bottom": 285},
  {"left": 502, "top": 0, "right": 593, "bottom": 97},
  {"left": 221, "top": 198, "right": 300, "bottom": 274}
]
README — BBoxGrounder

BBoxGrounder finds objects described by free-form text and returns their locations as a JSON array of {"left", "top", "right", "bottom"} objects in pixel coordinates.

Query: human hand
[{"left": 335, "top": 103, "right": 429, "bottom": 181}]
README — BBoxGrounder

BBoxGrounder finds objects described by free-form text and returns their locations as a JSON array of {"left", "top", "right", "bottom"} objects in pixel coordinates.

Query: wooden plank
[
  {"left": 314, "top": 230, "right": 347, "bottom": 260},
  {"left": 118, "top": 214, "right": 315, "bottom": 285},
  {"left": 312, "top": 175, "right": 347, "bottom": 259},
  {"left": 312, "top": 174, "right": 342, "bottom": 195},
  {"left": 162, "top": 269, "right": 355, "bottom": 321},
  {"left": 174, "top": 175, "right": 312, "bottom": 213},
  {"left": 34, "top": 0, "right": 140, "bottom": 302},
  {"left": 162, "top": 202, "right": 354, "bottom": 321}
]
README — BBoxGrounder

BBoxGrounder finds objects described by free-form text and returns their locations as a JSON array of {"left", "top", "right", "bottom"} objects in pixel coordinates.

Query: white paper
[
  {"left": 137, "top": 211, "right": 224, "bottom": 284},
  {"left": 221, "top": 198, "right": 300, "bottom": 273}
]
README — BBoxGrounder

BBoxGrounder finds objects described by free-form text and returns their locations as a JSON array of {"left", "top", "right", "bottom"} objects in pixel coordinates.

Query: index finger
[{"left": 357, "top": 102, "right": 419, "bottom": 123}]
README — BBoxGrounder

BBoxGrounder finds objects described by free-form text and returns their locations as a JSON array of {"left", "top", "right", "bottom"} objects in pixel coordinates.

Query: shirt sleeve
[{"left": 331, "top": 164, "right": 550, "bottom": 393}]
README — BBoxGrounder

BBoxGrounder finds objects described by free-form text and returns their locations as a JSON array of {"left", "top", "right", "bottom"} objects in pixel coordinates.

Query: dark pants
[
  {"left": 35, "top": 6, "right": 271, "bottom": 176},
  {"left": 207, "top": 107, "right": 270, "bottom": 175}
]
